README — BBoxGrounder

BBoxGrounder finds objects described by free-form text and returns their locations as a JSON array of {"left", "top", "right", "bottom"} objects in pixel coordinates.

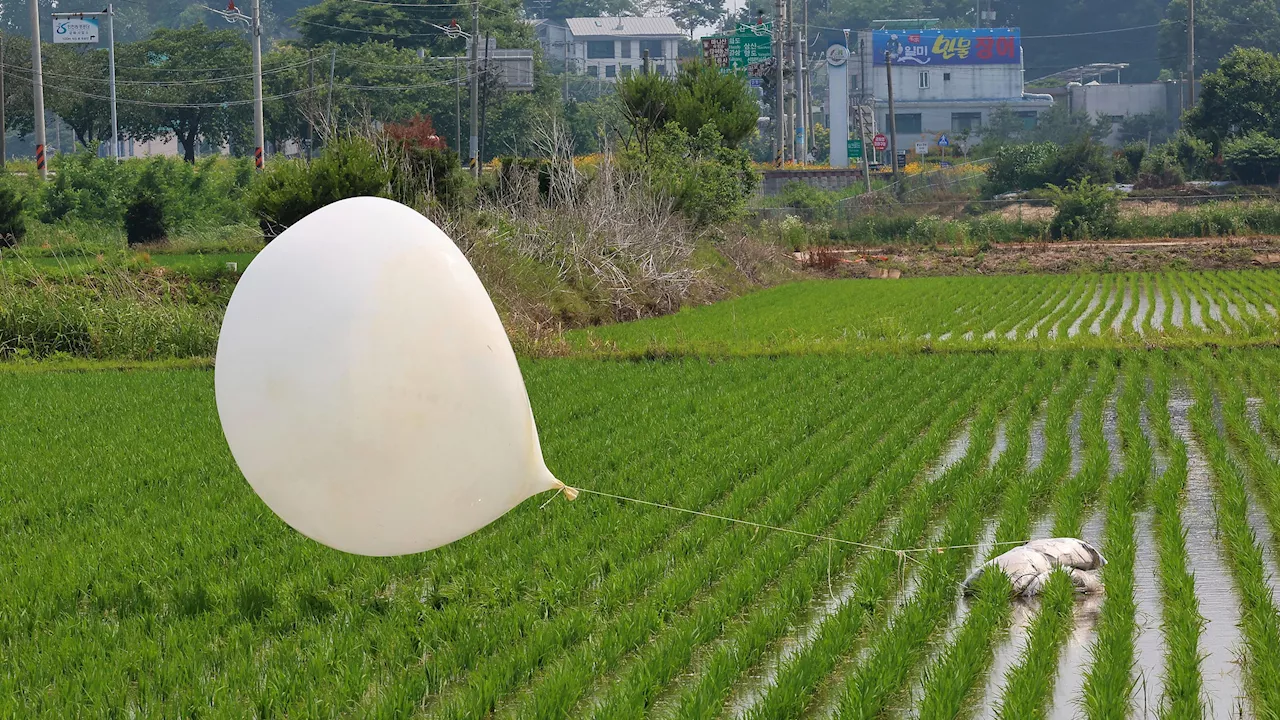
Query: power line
[
  {"left": 0, "top": 68, "right": 320, "bottom": 107},
  {"left": 1, "top": 59, "right": 312, "bottom": 86}
]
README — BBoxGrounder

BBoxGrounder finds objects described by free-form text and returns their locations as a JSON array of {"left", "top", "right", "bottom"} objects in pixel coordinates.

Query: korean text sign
[{"left": 872, "top": 29, "right": 1020, "bottom": 65}]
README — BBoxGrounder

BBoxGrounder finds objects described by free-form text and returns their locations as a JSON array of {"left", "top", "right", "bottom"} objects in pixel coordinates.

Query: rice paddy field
[
  {"left": 9, "top": 270, "right": 1280, "bottom": 718},
  {"left": 571, "top": 270, "right": 1280, "bottom": 355}
]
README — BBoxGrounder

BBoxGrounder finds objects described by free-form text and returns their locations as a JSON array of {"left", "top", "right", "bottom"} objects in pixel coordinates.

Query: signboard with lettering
[
  {"left": 702, "top": 31, "right": 774, "bottom": 77},
  {"left": 52, "top": 17, "right": 99, "bottom": 44},
  {"left": 847, "top": 138, "right": 863, "bottom": 158},
  {"left": 872, "top": 133, "right": 889, "bottom": 151},
  {"left": 915, "top": 141, "right": 929, "bottom": 155},
  {"left": 872, "top": 28, "right": 1021, "bottom": 65}
]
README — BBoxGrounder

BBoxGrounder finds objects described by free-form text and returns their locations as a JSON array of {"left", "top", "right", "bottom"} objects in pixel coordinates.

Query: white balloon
[{"left": 215, "top": 196, "right": 562, "bottom": 556}]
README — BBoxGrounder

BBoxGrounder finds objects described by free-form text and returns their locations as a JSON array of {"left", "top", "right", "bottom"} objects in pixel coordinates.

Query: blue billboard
[{"left": 872, "top": 29, "right": 1021, "bottom": 65}]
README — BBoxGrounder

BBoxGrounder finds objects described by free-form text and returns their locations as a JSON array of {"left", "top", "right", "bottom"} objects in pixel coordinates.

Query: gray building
[
  {"left": 851, "top": 27, "right": 1053, "bottom": 153},
  {"left": 554, "top": 17, "right": 683, "bottom": 80}
]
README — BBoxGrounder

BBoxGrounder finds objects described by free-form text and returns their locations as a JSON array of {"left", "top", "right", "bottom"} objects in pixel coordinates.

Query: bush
[
  {"left": 1040, "top": 137, "right": 1117, "bottom": 188},
  {"left": 1117, "top": 142, "right": 1147, "bottom": 183},
  {"left": 248, "top": 137, "right": 390, "bottom": 239},
  {"left": 1046, "top": 179, "right": 1120, "bottom": 240},
  {"left": 778, "top": 181, "right": 836, "bottom": 210},
  {"left": 1163, "top": 131, "right": 1216, "bottom": 180},
  {"left": 124, "top": 194, "right": 167, "bottom": 245},
  {"left": 1136, "top": 147, "right": 1186, "bottom": 188},
  {"left": 1223, "top": 132, "right": 1280, "bottom": 185},
  {"left": 986, "top": 142, "right": 1057, "bottom": 194},
  {"left": 625, "top": 123, "right": 759, "bottom": 227},
  {"left": 0, "top": 184, "right": 26, "bottom": 246}
]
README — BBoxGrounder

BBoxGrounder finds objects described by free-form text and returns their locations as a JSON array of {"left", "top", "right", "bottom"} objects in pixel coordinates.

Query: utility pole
[
  {"left": 1, "top": 32, "right": 6, "bottom": 168},
  {"left": 107, "top": 5, "right": 117, "bottom": 160},
  {"left": 306, "top": 50, "right": 314, "bottom": 163},
  {"left": 29, "top": 0, "right": 47, "bottom": 180},
  {"left": 455, "top": 55, "right": 462, "bottom": 157},
  {"left": 251, "top": 0, "right": 264, "bottom": 169},
  {"left": 886, "top": 50, "right": 898, "bottom": 182},
  {"left": 788, "top": 15, "right": 798, "bottom": 162},
  {"left": 327, "top": 48, "right": 336, "bottom": 133},
  {"left": 1187, "top": 0, "right": 1195, "bottom": 107},
  {"left": 773, "top": 0, "right": 784, "bottom": 166},
  {"left": 470, "top": 0, "right": 480, "bottom": 177},
  {"left": 857, "top": 103, "right": 871, "bottom": 192},
  {"left": 802, "top": 0, "right": 809, "bottom": 164},
  {"left": 778, "top": 0, "right": 788, "bottom": 161}
]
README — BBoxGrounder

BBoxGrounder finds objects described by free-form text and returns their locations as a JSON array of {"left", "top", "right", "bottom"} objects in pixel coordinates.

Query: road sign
[
  {"left": 872, "top": 133, "right": 889, "bottom": 151},
  {"left": 847, "top": 138, "right": 863, "bottom": 158},
  {"left": 749, "top": 77, "right": 762, "bottom": 87},
  {"left": 52, "top": 17, "right": 98, "bottom": 44},
  {"left": 940, "top": 161, "right": 953, "bottom": 168},
  {"left": 938, "top": 134, "right": 950, "bottom": 147},
  {"left": 702, "top": 32, "right": 773, "bottom": 76},
  {"left": 737, "top": 21, "right": 773, "bottom": 35},
  {"left": 915, "top": 141, "right": 929, "bottom": 155}
]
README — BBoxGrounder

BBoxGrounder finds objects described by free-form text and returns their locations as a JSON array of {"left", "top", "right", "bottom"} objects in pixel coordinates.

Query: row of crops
[
  {"left": 571, "top": 270, "right": 1280, "bottom": 355},
  {"left": 7, "top": 348, "right": 1280, "bottom": 717}
]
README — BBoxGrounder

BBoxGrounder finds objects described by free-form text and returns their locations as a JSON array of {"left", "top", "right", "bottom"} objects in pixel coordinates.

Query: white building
[
  {"left": 1062, "top": 81, "right": 1182, "bottom": 146},
  {"left": 851, "top": 28, "right": 1053, "bottom": 153},
  {"left": 559, "top": 17, "right": 684, "bottom": 81}
]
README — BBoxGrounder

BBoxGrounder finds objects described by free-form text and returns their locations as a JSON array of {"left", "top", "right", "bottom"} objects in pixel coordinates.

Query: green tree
[
  {"left": 1222, "top": 131, "right": 1280, "bottom": 184},
  {"left": 529, "top": 0, "right": 637, "bottom": 21},
  {"left": 1160, "top": 0, "right": 1280, "bottom": 76},
  {"left": 295, "top": 0, "right": 529, "bottom": 53},
  {"left": 670, "top": 60, "right": 758, "bottom": 148},
  {"left": 43, "top": 44, "right": 113, "bottom": 149},
  {"left": 662, "top": 0, "right": 726, "bottom": 38},
  {"left": 117, "top": 25, "right": 253, "bottom": 163},
  {"left": 616, "top": 70, "right": 675, "bottom": 154},
  {"left": 0, "top": 31, "right": 33, "bottom": 141},
  {"left": 1184, "top": 47, "right": 1280, "bottom": 148}
]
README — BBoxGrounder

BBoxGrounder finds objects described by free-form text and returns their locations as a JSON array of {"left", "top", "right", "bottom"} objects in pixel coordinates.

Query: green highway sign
[
  {"left": 847, "top": 138, "right": 864, "bottom": 158},
  {"left": 702, "top": 30, "right": 774, "bottom": 76}
]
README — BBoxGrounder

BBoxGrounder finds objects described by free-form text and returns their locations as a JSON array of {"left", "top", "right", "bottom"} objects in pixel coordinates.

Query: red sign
[{"left": 872, "top": 133, "right": 889, "bottom": 151}]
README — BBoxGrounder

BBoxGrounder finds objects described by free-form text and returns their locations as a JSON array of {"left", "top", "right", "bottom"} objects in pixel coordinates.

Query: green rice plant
[
  {"left": 1186, "top": 355, "right": 1280, "bottom": 712},
  {"left": 732, "top": 358, "right": 1040, "bottom": 720},
  {"left": 1081, "top": 356, "right": 1150, "bottom": 719},
  {"left": 827, "top": 360, "right": 1058, "bottom": 720},
  {"left": 590, "top": 358, "right": 1035, "bottom": 720},
  {"left": 437, "top": 357, "right": 994, "bottom": 720},
  {"left": 993, "top": 569, "right": 1079, "bottom": 719},
  {"left": 1051, "top": 356, "right": 1118, "bottom": 538},
  {"left": 1144, "top": 355, "right": 1207, "bottom": 718},
  {"left": 912, "top": 365, "right": 1060, "bottom": 718}
]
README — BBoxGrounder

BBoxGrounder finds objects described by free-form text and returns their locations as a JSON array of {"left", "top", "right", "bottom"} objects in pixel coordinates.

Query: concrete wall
[
  {"left": 761, "top": 168, "right": 865, "bottom": 195},
  {"left": 1066, "top": 82, "right": 1180, "bottom": 146}
]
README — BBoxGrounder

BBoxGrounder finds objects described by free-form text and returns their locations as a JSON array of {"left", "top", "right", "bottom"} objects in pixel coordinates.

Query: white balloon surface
[{"left": 215, "top": 196, "right": 561, "bottom": 556}]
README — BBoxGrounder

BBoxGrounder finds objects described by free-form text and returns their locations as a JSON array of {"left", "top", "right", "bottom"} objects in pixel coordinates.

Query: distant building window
[
  {"left": 605, "top": 64, "right": 617, "bottom": 78},
  {"left": 919, "top": 71, "right": 929, "bottom": 89},
  {"left": 943, "top": 72, "right": 951, "bottom": 81},
  {"left": 640, "top": 39, "right": 664, "bottom": 58},
  {"left": 1016, "top": 110, "right": 1038, "bottom": 130},
  {"left": 887, "top": 113, "right": 923, "bottom": 135},
  {"left": 587, "top": 41, "right": 614, "bottom": 59},
  {"left": 621, "top": 41, "right": 631, "bottom": 58},
  {"left": 952, "top": 112, "right": 982, "bottom": 132},
  {"left": 587, "top": 64, "right": 598, "bottom": 77},
  {"left": 620, "top": 65, "right": 632, "bottom": 77}
]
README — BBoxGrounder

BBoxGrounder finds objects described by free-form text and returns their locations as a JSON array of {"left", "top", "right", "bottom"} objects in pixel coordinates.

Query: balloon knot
[{"left": 553, "top": 480, "right": 579, "bottom": 501}]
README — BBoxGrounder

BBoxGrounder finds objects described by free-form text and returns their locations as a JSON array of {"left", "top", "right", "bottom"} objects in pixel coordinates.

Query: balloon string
[{"left": 555, "top": 484, "right": 1034, "bottom": 558}]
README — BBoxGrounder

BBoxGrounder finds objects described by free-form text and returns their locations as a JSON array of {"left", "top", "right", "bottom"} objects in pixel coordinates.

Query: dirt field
[{"left": 801, "top": 237, "right": 1280, "bottom": 277}]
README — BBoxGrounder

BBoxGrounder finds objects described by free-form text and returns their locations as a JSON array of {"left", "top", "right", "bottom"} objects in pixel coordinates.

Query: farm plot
[
  {"left": 570, "top": 270, "right": 1280, "bottom": 355},
  {"left": 6, "top": 348, "right": 1280, "bottom": 717}
]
